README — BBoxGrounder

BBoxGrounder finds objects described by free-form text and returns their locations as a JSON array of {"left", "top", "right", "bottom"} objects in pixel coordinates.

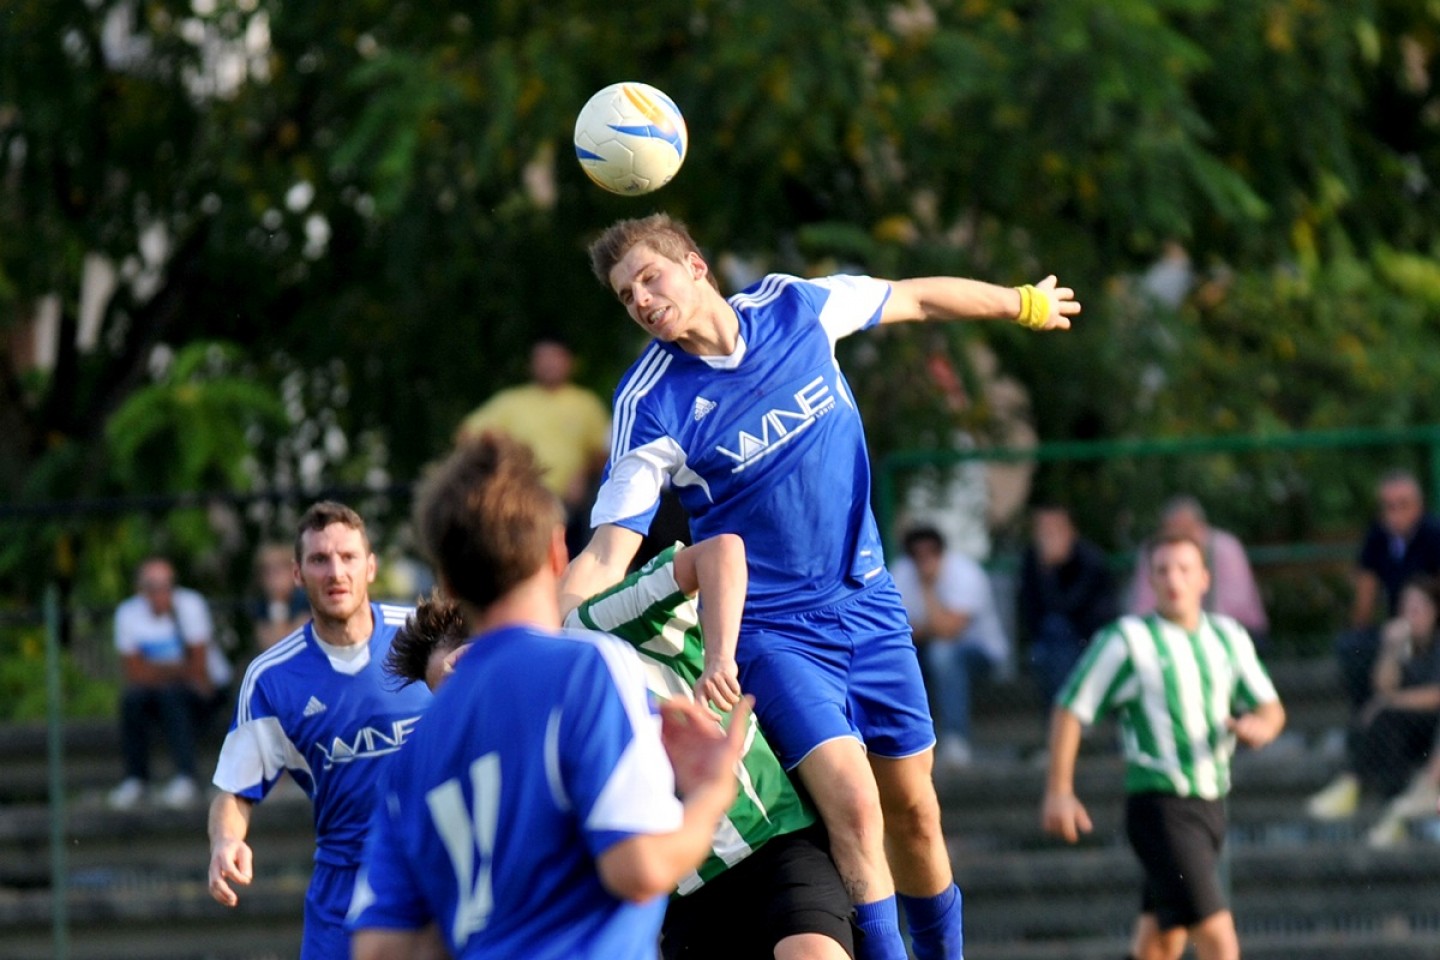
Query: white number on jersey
[{"left": 425, "top": 752, "right": 501, "bottom": 947}]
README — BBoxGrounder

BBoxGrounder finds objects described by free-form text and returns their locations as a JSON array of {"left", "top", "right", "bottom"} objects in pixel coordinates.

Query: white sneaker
[
  {"left": 107, "top": 777, "right": 146, "bottom": 810},
  {"left": 158, "top": 775, "right": 198, "bottom": 809},
  {"left": 1366, "top": 814, "right": 1407, "bottom": 849},
  {"left": 1386, "top": 779, "right": 1440, "bottom": 821},
  {"left": 937, "top": 736, "right": 973, "bottom": 770},
  {"left": 1306, "top": 772, "right": 1361, "bottom": 820}
]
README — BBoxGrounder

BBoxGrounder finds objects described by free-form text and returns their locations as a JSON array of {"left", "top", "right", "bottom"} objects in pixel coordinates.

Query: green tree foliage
[{"left": 2, "top": 0, "right": 1439, "bottom": 609}]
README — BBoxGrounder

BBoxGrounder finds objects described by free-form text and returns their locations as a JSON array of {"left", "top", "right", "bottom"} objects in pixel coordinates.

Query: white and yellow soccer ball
[{"left": 573, "top": 82, "right": 688, "bottom": 195}]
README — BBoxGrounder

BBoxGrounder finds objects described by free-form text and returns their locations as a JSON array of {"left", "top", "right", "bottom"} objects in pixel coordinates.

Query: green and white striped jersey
[
  {"left": 565, "top": 545, "right": 817, "bottom": 893},
  {"left": 1058, "top": 612, "right": 1279, "bottom": 800}
]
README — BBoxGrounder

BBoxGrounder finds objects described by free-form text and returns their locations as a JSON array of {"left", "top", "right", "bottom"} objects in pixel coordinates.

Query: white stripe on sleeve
[{"left": 584, "top": 636, "right": 683, "bottom": 835}]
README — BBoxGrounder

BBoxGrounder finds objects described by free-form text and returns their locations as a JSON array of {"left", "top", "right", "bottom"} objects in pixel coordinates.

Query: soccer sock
[
  {"left": 854, "top": 896, "right": 908, "bottom": 960},
  {"left": 898, "top": 884, "right": 963, "bottom": 960}
]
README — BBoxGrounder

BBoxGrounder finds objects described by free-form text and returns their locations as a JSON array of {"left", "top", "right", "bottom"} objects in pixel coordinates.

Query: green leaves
[
  {"left": 105, "top": 341, "right": 287, "bottom": 493},
  {"left": 4, "top": 0, "right": 1440, "bottom": 611}
]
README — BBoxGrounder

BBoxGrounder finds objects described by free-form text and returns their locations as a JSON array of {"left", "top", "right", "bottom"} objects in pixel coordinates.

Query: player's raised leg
[{"left": 794, "top": 739, "right": 906, "bottom": 960}]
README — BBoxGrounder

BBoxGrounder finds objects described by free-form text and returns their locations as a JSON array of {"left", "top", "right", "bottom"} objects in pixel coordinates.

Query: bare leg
[
  {"left": 1131, "top": 913, "right": 1188, "bottom": 960},
  {"left": 1189, "top": 910, "right": 1241, "bottom": 960},
  {"left": 870, "top": 750, "right": 952, "bottom": 896},
  {"left": 794, "top": 737, "right": 895, "bottom": 904},
  {"left": 774, "top": 932, "right": 851, "bottom": 960}
]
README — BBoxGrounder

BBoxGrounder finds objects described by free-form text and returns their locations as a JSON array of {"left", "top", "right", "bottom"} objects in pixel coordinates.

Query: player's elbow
[
  {"left": 596, "top": 838, "right": 679, "bottom": 903},
  {"left": 706, "top": 532, "right": 745, "bottom": 564},
  {"left": 1262, "top": 699, "right": 1287, "bottom": 737}
]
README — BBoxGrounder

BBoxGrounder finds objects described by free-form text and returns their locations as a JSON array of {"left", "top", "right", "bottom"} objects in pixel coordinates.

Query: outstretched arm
[
  {"left": 672, "top": 534, "right": 747, "bottom": 711},
  {"left": 881, "top": 274, "right": 1079, "bottom": 331},
  {"left": 207, "top": 792, "right": 255, "bottom": 907}
]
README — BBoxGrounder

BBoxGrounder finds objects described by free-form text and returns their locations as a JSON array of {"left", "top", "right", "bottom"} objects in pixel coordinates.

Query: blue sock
[
  {"left": 898, "top": 884, "right": 964, "bottom": 960},
  {"left": 854, "top": 895, "right": 908, "bottom": 960}
]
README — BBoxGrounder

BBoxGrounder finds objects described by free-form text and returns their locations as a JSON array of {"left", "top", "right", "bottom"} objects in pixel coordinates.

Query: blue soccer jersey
[
  {"left": 213, "top": 603, "right": 433, "bottom": 867},
  {"left": 347, "top": 625, "right": 684, "bottom": 960},
  {"left": 593, "top": 273, "right": 892, "bottom": 616}
]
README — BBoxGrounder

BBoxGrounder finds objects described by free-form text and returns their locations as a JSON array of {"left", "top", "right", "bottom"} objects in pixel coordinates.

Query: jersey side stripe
[
  {"left": 236, "top": 633, "right": 309, "bottom": 725},
  {"left": 613, "top": 345, "right": 668, "bottom": 460},
  {"left": 612, "top": 346, "right": 672, "bottom": 462}
]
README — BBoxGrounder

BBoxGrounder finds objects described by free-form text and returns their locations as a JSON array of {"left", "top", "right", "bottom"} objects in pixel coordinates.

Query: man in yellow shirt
[{"left": 456, "top": 336, "right": 612, "bottom": 549}]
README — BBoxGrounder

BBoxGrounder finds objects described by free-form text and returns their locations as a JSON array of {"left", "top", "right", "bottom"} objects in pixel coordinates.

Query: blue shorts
[
  {"left": 737, "top": 577, "right": 935, "bottom": 770},
  {"left": 303, "top": 861, "right": 358, "bottom": 960}
]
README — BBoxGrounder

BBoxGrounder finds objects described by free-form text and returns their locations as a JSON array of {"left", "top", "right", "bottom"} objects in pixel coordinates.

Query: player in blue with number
[
  {"left": 561, "top": 213, "right": 1079, "bottom": 960},
  {"left": 206, "top": 501, "right": 433, "bottom": 959},
  {"left": 347, "top": 433, "right": 749, "bottom": 960}
]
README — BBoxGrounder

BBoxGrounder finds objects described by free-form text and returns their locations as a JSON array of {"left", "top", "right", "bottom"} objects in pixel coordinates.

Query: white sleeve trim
[
  {"left": 592, "top": 437, "right": 710, "bottom": 528},
  {"left": 1065, "top": 628, "right": 1133, "bottom": 726},
  {"left": 584, "top": 636, "right": 683, "bottom": 835},
  {"left": 211, "top": 715, "right": 312, "bottom": 794},
  {"left": 809, "top": 275, "right": 891, "bottom": 347}
]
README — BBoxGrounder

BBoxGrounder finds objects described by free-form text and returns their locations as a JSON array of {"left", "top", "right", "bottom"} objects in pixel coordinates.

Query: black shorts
[
  {"left": 1125, "top": 792, "right": 1229, "bottom": 930},
  {"left": 661, "top": 823, "right": 856, "bottom": 960}
]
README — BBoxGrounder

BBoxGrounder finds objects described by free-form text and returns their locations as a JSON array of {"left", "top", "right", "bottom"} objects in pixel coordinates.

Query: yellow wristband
[{"left": 1014, "top": 284, "right": 1050, "bottom": 330}]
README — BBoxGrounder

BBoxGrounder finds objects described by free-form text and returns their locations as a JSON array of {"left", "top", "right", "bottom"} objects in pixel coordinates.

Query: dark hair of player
[
  {"left": 384, "top": 590, "right": 468, "bottom": 688},
  {"left": 294, "top": 500, "right": 370, "bottom": 562}
]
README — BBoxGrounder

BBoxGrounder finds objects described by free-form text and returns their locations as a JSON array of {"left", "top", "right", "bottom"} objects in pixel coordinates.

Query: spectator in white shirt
[
  {"left": 108, "top": 557, "right": 230, "bottom": 810},
  {"left": 892, "top": 526, "right": 1011, "bottom": 769}
]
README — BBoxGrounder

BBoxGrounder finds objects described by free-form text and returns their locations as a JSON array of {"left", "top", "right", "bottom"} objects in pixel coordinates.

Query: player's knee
[
  {"left": 1188, "top": 910, "right": 1238, "bottom": 960},
  {"left": 880, "top": 783, "right": 943, "bottom": 844},
  {"left": 812, "top": 779, "right": 885, "bottom": 849}
]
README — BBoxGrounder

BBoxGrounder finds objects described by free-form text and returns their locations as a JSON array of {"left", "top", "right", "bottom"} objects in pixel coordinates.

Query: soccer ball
[{"left": 574, "top": 82, "right": 688, "bottom": 195}]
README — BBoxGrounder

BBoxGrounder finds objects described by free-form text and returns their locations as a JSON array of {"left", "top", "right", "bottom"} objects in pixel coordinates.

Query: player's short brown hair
[
  {"left": 384, "top": 590, "right": 468, "bottom": 688},
  {"left": 294, "top": 501, "right": 370, "bottom": 562},
  {"left": 1145, "top": 531, "right": 1207, "bottom": 568},
  {"left": 587, "top": 212, "right": 720, "bottom": 293},
  {"left": 413, "top": 432, "right": 564, "bottom": 611}
]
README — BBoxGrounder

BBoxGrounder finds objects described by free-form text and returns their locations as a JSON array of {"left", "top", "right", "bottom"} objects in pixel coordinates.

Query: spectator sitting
[
  {"left": 892, "top": 525, "right": 1011, "bottom": 769},
  {"left": 251, "top": 542, "right": 309, "bottom": 652},
  {"left": 108, "top": 557, "right": 231, "bottom": 810},
  {"left": 1126, "top": 495, "right": 1269, "bottom": 645},
  {"left": 1336, "top": 469, "right": 1440, "bottom": 714},
  {"left": 1018, "top": 502, "right": 1117, "bottom": 711},
  {"left": 1367, "top": 731, "right": 1440, "bottom": 848},
  {"left": 1308, "top": 575, "right": 1440, "bottom": 822}
]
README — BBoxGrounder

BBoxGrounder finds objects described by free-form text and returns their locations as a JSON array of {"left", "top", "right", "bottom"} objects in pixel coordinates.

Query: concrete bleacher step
[
  {"left": 0, "top": 717, "right": 228, "bottom": 806},
  {"left": 0, "top": 795, "right": 313, "bottom": 960},
  {"left": 975, "top": 932, "right": 1440, "bottom": 960},
  {"left": 0, "top": 655, "right": 1416, "bottom": 960},
  {"left": 0, "top": 797, "right": 315, "bottom": 888},
  {"left": 959, "top": 845, "right": 1440, "bottom": 953},
  {"left": 0, "top": 879, "right": 308, "bottom": 960}
]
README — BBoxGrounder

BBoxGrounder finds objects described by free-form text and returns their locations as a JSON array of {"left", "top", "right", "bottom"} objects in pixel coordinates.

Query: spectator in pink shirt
[{"left": 1127, "top": 496, "right": 1269, "bottom": 645}]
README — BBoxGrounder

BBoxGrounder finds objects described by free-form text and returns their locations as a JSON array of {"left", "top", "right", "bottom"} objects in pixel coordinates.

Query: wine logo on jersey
[
  {"left": 315, "top": 714, "right": 424, "bottom": 769},
  {"left": 716, "top": 375, "right": 836, "bottom": 473}
]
